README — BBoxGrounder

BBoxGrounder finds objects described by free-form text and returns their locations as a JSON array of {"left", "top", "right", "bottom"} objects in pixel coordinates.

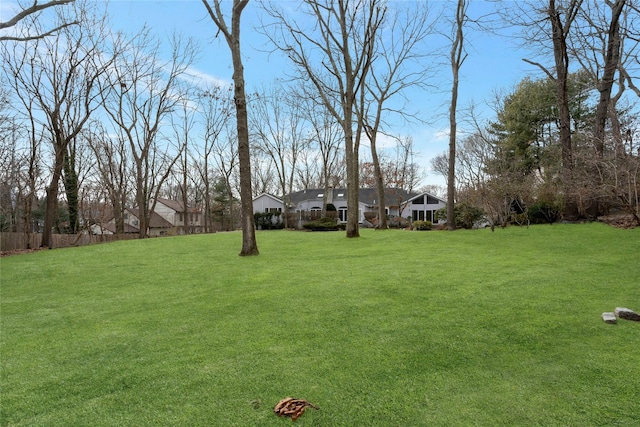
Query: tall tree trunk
[
  {"left": 447, "top": 0, "right": 466, "bottom": 231},
  {"left": 593, "top": 0, "right": 625, "bottom": 157},
  {"left": 371, "top": 137, "right": 387, "bottom": 229},
  {"left": 231, "top": 25, "right": 258, "bottom": 255},
  {"left": 181, "top": 149, "right": 190, "bottom": 235},
  {"left": 135, "top": 165, "right": 149, "bottom": 238},
  {"left": 345, "top": 114, "right": 360, "bottom": 238},
  {"left": 41, "top": 144, "right": 65, "bottom": 248},
  {"left": 63, "top": 146, "right": 79, "bottom": 234},
  {"left": 550, "top": 0, "right": 581, "bottom": 220},
  {"left": 203, "top": 0, "right": 258, "bottom": 255}
]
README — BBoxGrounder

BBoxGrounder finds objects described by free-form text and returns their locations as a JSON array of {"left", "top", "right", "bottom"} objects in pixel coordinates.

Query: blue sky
[
  {"left": 103, "top": 0, "right": 544, "bottom": 187},
  {"left": 2, "top": 0, "right": 543, "bottom": 187}
]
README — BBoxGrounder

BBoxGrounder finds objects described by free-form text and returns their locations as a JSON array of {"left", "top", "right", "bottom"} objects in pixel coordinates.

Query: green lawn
[{"left": 1, "top": 223, "right": 639, "bottom": 426}]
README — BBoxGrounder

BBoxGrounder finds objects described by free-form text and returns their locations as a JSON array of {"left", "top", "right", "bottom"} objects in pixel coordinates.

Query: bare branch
[
  {"left": 0, "top": 0, "right": 74, "bottom": 29},
  {"left": 522, "top": 57, "right": 556, "bottom": 80},
  {"left": 0, "top": 0, "right": 77, "bottom": 41}
]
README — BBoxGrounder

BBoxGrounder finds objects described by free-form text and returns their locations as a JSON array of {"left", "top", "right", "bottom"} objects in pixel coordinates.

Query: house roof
[
  {"left": 127, "top": 208, "right": 174, "bottom": 228},
  {"left": 288, "top": 188, "right": 418, "bottom": 207},
  {"left": 98, "top": 222, "right": 140, "bottom": 234},
  {"left": 252, "top": 193, "right": 283, "bottom": 203},
  {"left": 405, "top": 192, "right": 447, "bottom": 205},
  {"left": 156, "top": 198, "right": 185, "bottom": 213}
]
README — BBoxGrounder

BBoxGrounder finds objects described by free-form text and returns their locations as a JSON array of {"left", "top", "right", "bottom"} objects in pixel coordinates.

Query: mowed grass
[{"left": 1, "top": 223, "right": 639, "bottom": 426}]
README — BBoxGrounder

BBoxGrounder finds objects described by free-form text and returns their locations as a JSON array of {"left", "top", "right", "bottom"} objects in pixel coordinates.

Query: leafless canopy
[{"left": 0, "top": 0, "right": 77, "bottom": 42}]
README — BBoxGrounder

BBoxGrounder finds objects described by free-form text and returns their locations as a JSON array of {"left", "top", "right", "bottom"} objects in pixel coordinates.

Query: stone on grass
[
  {"left": 615, "top": 307, "right": 640, "bottom": 322},
  {"left": 602, "top": 312, "right": 617, "bottom": 324}
]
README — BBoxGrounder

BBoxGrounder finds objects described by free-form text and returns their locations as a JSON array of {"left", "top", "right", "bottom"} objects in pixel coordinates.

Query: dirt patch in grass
[{"left": 0, "top": 248, "right": 45, "bottom": 258}]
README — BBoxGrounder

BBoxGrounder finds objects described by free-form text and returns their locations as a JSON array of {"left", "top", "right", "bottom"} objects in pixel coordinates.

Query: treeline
[
  {"left": 432, "top": 70, "right": 640, "bottom": 227},
  {"left": 432, "top": 0, "right": 640, "bottom": 227},
  {"left": 1, "top": 0, "right": 638, "bottom": 251}
]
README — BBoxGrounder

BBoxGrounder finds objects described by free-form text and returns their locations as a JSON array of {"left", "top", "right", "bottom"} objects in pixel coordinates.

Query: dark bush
[
  {"left": 527, "top": 201, "right": 562, "bottom": 224},
  {"left": 436, "top": 203, "right": 485, "bottom": 229},
  {"left": 254, "top": 212, "right": 284, "bottom": 230},
  {"left": 303, "top": 216, "right": 342, "bottom": 231}
]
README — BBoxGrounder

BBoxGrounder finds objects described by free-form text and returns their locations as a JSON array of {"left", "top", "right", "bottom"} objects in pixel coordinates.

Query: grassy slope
[{"left": 1, "top": 224, "right": 639, "bottom": 426}]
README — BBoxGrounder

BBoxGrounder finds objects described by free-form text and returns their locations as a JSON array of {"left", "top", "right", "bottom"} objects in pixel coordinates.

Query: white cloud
[{"left": 182, "top": 65, "right": 231, "bottom": 89}]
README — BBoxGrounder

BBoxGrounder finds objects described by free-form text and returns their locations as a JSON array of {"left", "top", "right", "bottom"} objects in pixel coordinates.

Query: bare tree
[
  {"left": 445, "top": 0, "right": 469, "bottom": 230},
  {"left": 194, "top": 85, "right": 234, "bottom": 233},
  {"left": 251, "top": 82, "right": 309, "bottom": 228},
  {"left": 213, "top": 126, "right": 240, "bottom": 231},
  {"left": 202, "top": 0, "right": 258, "bottom": 255},
  {"left": 589, "top": 0, "right": 627, "bottom": 156},
  {"left": 0, "top": 0, "right": 77, "bottom": 42},
  {"left": 251, "top": 151, "right": 277, "bottom": 197},
  {"left": 2, "top": 2, "right": 114, "bottom": 247},
  {"left": 100, "top": 30, "right": 195, "bottom": 238},
  {"left": 390, "top": 135, "right": 422, "bottom": 194},
  {"left": 358, "top": 2, "right": 435, "bottom": 229},
  {"left": 171, "top": 98, "right": 198, "bottom": 234},
  {"left": 298, "top": 82, "right": 344, "bottom": 214},
  {"left": 518, "top": 0, "right": 584, "bottom": 220},
  {"left": 87, "top": 124, "right": 131, "bottom": 234},
  {"left": 264, "top": 0, "right": 385, "bottom": 238}
]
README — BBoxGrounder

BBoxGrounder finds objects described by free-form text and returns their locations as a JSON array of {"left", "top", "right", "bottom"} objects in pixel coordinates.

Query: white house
[
  {"left": 252, "top": 193, "right": 284, "bottom": 214},
  {"left": 252, "top": 188, "right": 446, "bottom": 228}
]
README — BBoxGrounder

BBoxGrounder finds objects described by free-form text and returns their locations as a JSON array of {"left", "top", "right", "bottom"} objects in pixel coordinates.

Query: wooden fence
[{"left": 0, "top": 232, "right": 138, "bottom": 252}]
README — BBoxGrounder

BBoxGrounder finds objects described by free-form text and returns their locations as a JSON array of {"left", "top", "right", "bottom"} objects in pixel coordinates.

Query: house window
[
  {"left": 268, "top": 207, "right": 281, "bottom": 213},
  {"left": 412, "top": 210, "right": 425, "bottom": 221},
  {"left": 412, "top": 196, "right": 425, "bottom": 204},
  {"left": 427, "top": 195, "right": 440, "bottom": 205},
  {"left": 426, "top": 210, "right": 433, "bottom": 222},
  {"left": 124, "top": 212, "right": 129, "bottom": 220},
  {"left": 337, "top": 193, "right": 344, "bottom": 198},
  {"left": 338, "top": 208, "right": 347, "bottom": 222},
  {"left": 317, "top": 193, "right": 323, "bottom": 198}
]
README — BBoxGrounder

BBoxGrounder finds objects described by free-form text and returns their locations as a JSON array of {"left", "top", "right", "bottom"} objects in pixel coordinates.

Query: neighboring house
[
  {"left": 252, "top": 193, "right": 284, "bottom": 214},
  {"left": 252, "top": 188, "right": 446, "bottom": 228},
  {"left": 90, "top": 221, "right": 139, "bottom": 235},
  {"left": 401, "top": 192, "right": 447, "bottom": 223},
  {"left": 91, "top": 199, "right": 204, "bottom": 236},
  {"left": 153, "top": 198, "right": 203, "bottom": 234}
]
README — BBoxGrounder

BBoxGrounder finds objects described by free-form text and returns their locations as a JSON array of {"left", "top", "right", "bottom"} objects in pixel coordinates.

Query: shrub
[
  {"left": 303, "top": 216, "right": 342, "bottom": 231},
  {"left": 412, "top": 220, "right": 432, "bottom": 231},
  {"left": 436, "top": 203, "right": 485, "bottom": 229},
  {"left": 527, "top": 201, "right": 562, "bottom": 224},
  {"left": 254, "top": 212, "right": 284, "bottom": 230},
  {"left": 388, "top": 215, "right": 409, "bottom": 229}
]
